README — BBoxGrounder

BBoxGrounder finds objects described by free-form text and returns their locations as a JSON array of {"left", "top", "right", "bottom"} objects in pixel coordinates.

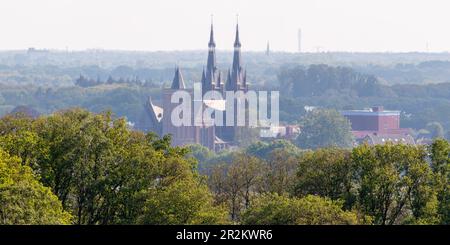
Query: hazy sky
[{"left": 1, "top": 0, "right": 449, "bottom": 52}]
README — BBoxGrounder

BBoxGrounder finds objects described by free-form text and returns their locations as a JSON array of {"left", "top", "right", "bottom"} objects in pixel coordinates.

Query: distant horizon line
[{"left": 1, "top": 48, "right": 450, "bottom": 54}]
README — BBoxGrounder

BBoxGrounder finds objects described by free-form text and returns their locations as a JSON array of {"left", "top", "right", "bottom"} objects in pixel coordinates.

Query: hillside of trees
[{"left": 1, "top": 110, "right": 449, "bottom": 225}]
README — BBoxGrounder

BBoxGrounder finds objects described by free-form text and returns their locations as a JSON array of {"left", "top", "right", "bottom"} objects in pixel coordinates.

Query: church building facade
[{"left": 147, "top": 22, "right": 249, "bottom": 151}]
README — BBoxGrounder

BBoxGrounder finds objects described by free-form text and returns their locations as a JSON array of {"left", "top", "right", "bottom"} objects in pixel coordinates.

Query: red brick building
[{"left": 341, "top": 106, "right": 414, "bottom": 145}]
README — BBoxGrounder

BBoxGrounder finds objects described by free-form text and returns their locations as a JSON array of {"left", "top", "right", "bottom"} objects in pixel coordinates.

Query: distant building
[
  {"left": 146, "top": 21, "right": 249, "bottom": 151},
  {"left": 341, "top": 106, "right": 414, "bottom": 145},
  {"left": 362, "top": 133, "right": 415, "bottom": 145},
  {"left": 27, "top": 47, "right": 49, "bottom": 55},
  {"left": 260, "top": 124, "right": 300, "bottom": 139}
]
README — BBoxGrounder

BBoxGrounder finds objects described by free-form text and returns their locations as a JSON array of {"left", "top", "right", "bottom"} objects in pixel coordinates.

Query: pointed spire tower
[
  {"left": 203, "top": 15, "right": 218, "bottom": 94},
  {"left": 225, "top": 69, "right": 232, "bottom": 91},
  {"left": 171, "top": 66, "right": 186, "bottom": 89},
  {"left": 206, "top": 17, "right": 216, "bottom": 73},
  {"left": 200, "top": 67, "right": 206, "bottom": 85},
  {"left": 228, "top": 15, "right": 246, "bottom": 92},
  {"left": 232, "top": 20, "right": 242, "bottom": 73}
]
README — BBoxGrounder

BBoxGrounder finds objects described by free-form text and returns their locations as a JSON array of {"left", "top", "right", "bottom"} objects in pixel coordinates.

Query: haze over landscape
[
  {"left": 1, "top": 0, "right": 450, "bottom": 52},
  {"left": 0, "top": 0, "right": 450, "bottom": 229}
]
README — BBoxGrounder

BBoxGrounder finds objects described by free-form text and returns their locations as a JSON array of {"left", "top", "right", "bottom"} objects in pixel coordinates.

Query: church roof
[
  {"left": 203, "top": 99, "right": 226, "bottom": 111},
  {"left": 171, "top": 66, "right": 186, "bottom": 89},
  {"left": 214, "top": 136, "right": 227, "bottom": 144},
  {"left": 147, "top": 97, "right": 163, "bottom": 122}
]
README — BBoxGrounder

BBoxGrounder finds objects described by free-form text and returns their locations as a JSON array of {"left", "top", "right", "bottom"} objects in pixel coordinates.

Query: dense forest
[{"left": 0, "top": 109, "right": 449, "bottom": 225}]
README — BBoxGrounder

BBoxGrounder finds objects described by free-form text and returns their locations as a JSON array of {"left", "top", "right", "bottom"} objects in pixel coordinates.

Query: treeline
[
  {"left": 0, "top": 109, "right": 449, "bottom": 224},
  {"left": 279, "top": 64, "right": 450, "bottom": 99},
  {"left": 391, "top": 82, "right": 450, "bottom": 98},
  {"left": 0, "top": 84, "right": 161, "bottom": 130},
  {"left": 355, "top": 60, "right": 450, "bottom": 85},
  {"left": 277, "top": 64, "right": 450, "bottom": 133},
  {"left": 75, "top": 75, "right": 158, "bottom": 88},
  {"left": 192, "top": 137, "right": 450, "bottom": 225},
  {"left": 0, "top": 63, "right": 190, "bottom": 87},
  {"left": 278, "top": 64, "right": 388, "bottom": 97}
]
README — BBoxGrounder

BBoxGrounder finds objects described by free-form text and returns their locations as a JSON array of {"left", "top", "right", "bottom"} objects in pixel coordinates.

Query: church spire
[
  {"left": 201, "top": 67, "right": 206, "bottom": 85},
  {"left": 217, "top": 71, "right": 222, "bottom": 88},
  {"left": 171, "top": 66, "right": 186, "bottom": 89},
  {"left": 232, "top": 23, "right": 242, "bottom": 68},
  {"left": 234, "top": 25, "right": 241, "bottom": 48},
  {"left": 208, "top": 15, "right": 215, "bottom": 48},
  {"left": 231, "top": 18, "right": 243, "bottom": 90},
  {"left": 206, "top": 18, "right": 217, "bottom": 73},
  {"left": 225, "top": 69, "right": 232, "bottom": 91},
  {"left": 206, "top": 20, "right": 217, "bottom": 72},
  {"left": 205, "top": 15, "right": 218, "bottom": 94}
]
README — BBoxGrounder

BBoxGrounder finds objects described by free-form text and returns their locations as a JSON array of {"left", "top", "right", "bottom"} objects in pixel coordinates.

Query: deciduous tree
[
  {"left": 296, "top": 109, "right": 353, "bottom": 149},
  {"left": 352, "top": 143, "right": 437, "bottom": 224},
  {"left": 0, "top": 148, "right": 72, "bottom": 224},
  {"left": 241, "top": 193, "right": 364, "bottom": 225}
]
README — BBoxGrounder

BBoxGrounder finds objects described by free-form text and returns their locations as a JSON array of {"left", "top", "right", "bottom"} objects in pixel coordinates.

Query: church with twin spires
[{"left": 146, "top": 21, "right": 249, "bottom": 151}]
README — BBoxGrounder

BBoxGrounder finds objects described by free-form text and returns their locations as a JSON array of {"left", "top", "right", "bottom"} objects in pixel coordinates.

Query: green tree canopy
[
  {"left": 0, "top": 108, "right": 229, "bottom": 225},
  {"left": 259, "top": 148, "right": 299, "bottom": 195},
  {"left": 241, "top": 193, "right": 364, "bottom": 225},
  {"left": 245, "top": 139, "right": 300, "bottom": 159},
  {"left": 186, "top": 144, "right": 215, "bottom": 169},
  {"left": 208, "top": 153, "right": 264, "bottom": 221},
  {"left": 294, "top": 148, "right": 354, "bottom": 208},
  {"left": 430, "top": 139, "right": 450, "bottom": 224},
  {"left": 352, "top": 143, "right": 438, "bottom": 225},
  {"left": 139, "top": 180, "right": 228, "bottom": 225},
  {"left": 427, "top": 122, "right": 445, "bottom": 139},
  {"left": 0, "top": 148, "right": 72, "bottom": 224},
  {"left": 296, "top": 109, "right": 353, "bottom": 149}
]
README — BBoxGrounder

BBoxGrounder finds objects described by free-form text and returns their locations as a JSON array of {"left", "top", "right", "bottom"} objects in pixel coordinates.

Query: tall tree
[
  {"left": 430, "top": 139, "right": 450, "bottom": 224},
  {"left": 427, "top": 122, "right": 445, "bottom": 139},
  {"left": 296, "top": 109, "right": 353, "bottom": 149},
  {"left": 352, "top": 143, "right": 438, "bottom": 225},
  {"left": 0, "top": 148, "right": 72, "bottom": 224},
  {"left": 208, "top": 153, "right": 264, "bottom": 221},
  {"left": 260, "top": 148, "right": 298, "bottom": 195},
  {"left": 293, "top": 148, "right": 354, "bottom": 209}
]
